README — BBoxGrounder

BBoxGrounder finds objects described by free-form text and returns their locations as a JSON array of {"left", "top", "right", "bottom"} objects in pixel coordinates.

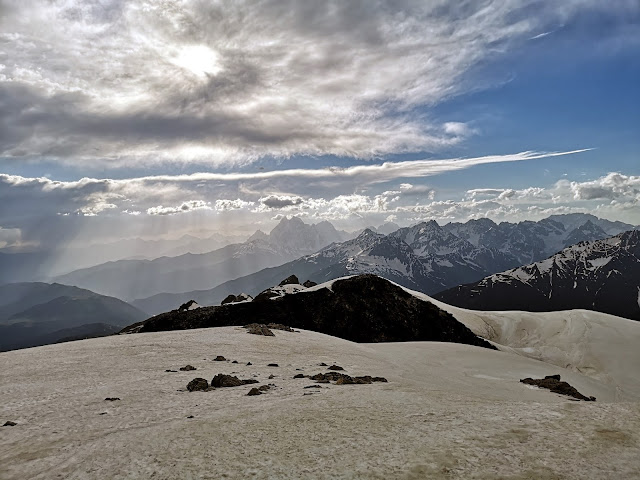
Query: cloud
[
  {"left": 0, "top": 1, "right": 609, "bottom": 167},
  {"left": 259, "top": 195, "right": 304, "bottom": 209},
  {"left": 146, "top": 200, "right": 211, "bottom": 216}
]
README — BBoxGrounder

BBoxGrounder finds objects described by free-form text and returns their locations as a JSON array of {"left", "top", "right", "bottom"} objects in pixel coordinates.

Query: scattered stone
[
  {"left": 318, "top": 362, "right": 328, "bottom": 366},
  {"left": 179, "top": 365, "right": 196, "bottom": 371},
  {"left": 244, "top": 323, "right": 275, "bottom": 336},
  {"left": 214, "top": 356, "right": 226, "bottom": 361},
  {"left": 328, "top": 365, "right": 344, "bottom": 371},
  {"left": 187, "top": 415, "right": 194, "bottom": 419},
  {"left": 268, "top": 363, "right": 279, "bottom": 367},
  {"left": 247, "top": 362, "right": 252, "bottom": 366},
  {"left": 98, "top": 413, "right": 107, "bottom": 415},
  {"left": 304, "top": 385, "right": 322, "bottom": 389},
  {"left": 293, "top": 374, "right": 305, "bottom": 379},
  {"left": 247, "top": 387, "right": 263, "bottom": 396},
  {"left": 268, "top": 374, "right": 275, "bottom": 379},
  {"left": 309, "top": 372, "right": 388, "bottom": 385},
  {"left": 165, "top": 369, "right": 178, "bottom": 372},
  {"left": 104, "top": 397, "right": 121, "bottom": 401},
  {"left": 258, "top": 385, "right": 270, "bottom": 392},
  {"left": 303, "top": 280, "right": 317, "bottom": 288},
  {"left": 520, "top": 375, "right": 596, "bottom": 401},
  {"left": 211, "top": 374, "right": 258, "bottom": 388},
  {"left": 232, "top": 360, "right": 238, "bottom": 364},
  {"left": 279, "top": 274, "right": 300, "bottom": 286},
  {"left": 187, "top": 378, "right": 210, "bottom": 392},
  {"left": 3, "top": 421, "right": 17, "bottom": 427}
]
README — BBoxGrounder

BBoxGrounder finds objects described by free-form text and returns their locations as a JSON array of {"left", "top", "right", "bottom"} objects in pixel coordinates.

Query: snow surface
[{"left": 2, "top": 326, "right": 639, "bottom": 479}]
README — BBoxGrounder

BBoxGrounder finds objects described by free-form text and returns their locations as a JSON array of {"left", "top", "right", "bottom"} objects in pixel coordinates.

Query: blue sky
[{"left": 0, "top": 1, "right": 638, "bottom": 249}]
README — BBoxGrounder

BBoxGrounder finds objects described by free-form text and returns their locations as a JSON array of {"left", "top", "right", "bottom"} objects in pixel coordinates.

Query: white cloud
[
  {"left": 0, "top": 1, "right": 606, "bottom": 166},
  {"left": 147, "top": 200, "right": 211, "bottom": 216}
]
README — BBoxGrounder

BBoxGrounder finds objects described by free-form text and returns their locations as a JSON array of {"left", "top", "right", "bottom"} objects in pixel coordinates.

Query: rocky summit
[{"left": 121, "top": 274, "right": 494, "bottom": 349}]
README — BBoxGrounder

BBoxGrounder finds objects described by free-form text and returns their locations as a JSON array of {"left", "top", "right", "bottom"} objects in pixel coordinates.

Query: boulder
[
  {"left": 3, "top": 421, "right": 17, "bottom": 427},
  {"left": 213, "top": 356, "right": 226, "bottom": 361},
  {"left": 247, "top": 387, "right": 263, "bottom": 396},
  {"left": 520, "top": 375, "right": 595, "bottom": 401},
  {"left": 187, "top": 378, "right": 210, "bottom": 392},
  {"left": 179, "top": 365, "right": 196, "bottom": 371},
  {"left": 244, "top": 323, "right": 275, "bottom": 336},
  {"left": 211, "top": 374, "right": 258, "bottom": 388},
  {"left": 303, "top": 280, "right": 317, "bottom": 288}
]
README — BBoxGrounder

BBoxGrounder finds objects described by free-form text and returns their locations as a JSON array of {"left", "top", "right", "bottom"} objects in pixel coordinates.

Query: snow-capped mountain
[
  {"left": 55, "top": 217, "right": 348, "bottom": 301},
  {"left": 442, "top": 213, "right": 635, "bottom": 266},
  {"left": 435, "top": 230, "right": 640, "bottom": 321},
  {"left": 130, "top": 213, "right": 637, "bottom": 315}
]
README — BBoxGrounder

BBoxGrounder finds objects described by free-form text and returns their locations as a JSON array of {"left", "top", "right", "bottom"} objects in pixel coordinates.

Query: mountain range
[
  {"left": 434, "top": 230, "right": 640, "bottom": 321},
  {"left": 55, "top": 217, "right": 350, "bottom": 300},
  {"left": 132, "top": 213, "right": 635, "bottom": 315},
  {"left": 0, "top": 282, "right": 147, "bottom": 351}
]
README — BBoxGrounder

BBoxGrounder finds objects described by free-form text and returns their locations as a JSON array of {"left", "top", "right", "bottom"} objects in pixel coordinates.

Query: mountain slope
[
  {"left": 434, "top": 230, "right": 640, "bottom": 321},
  {"left": 124, "top": 275, "right": 494, "bottom": 349},
  {"left": 55, "top": 217, "right": 347, "bottom": 300},
  {"left": 0, "top": 283, "right": 147, "bottom": 351}
]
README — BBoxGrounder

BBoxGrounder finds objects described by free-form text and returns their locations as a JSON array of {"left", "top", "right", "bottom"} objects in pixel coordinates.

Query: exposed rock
[
  {"left": 246, "top": 362, "right": 252, "bottom": 366},
  {"left": 187, "top": 415, "right": 194, "bottom": 419},
  {"left": 328, "top": 365, "right": 344, "bottom": 371},
  {"left": 267, "top": 363, "right": 279, "bottom": 367},
  {"left": 267, "top": 323, "right": 294, "bottom": 332},
  {"left": 318, "top": 362, "right": 328, "bottom": 366},
  {"left": 520, "top": 375, "right": 596, "bottom": 401},
  {"left": 279, "top": 275, "right": 300, "bottom": 286},
  {"left": 213, "top": 356, "right": 226, "bottom": 361},
  {"left": 258, "top": 385, "right": 270, "bottom": 392},
  {"left": 178, "top": 300, "right": 201, "bottom": 312},
  {"left": 179, "top": 365, "right": 196, "bottom": 371},
  {"left": 211, "top": 374, "right": 258, "bottom": 388},
  {"left": 104, "top": 397, "right": 121, "bottom": 401},
  {"left": 187, "top": 378, "right": 210, "bottom": 392},
  {"left": 221, "top": 294, "right": 238, "bottom": 305},
  {"left": 165, "top": 369, "right": 178, "bottom": 372},
  {"left": 232, "top": 360, "right": 238, "bottom": 364},
  {"left": 310, "top": 372, "right": 388, "bottom": 385},
  {"left": 247, "top": 387, "right": 263, "bottom": 396},
  {"left": 303, "top": 280, "right": 318, "bottom": 288},
  {"left": 293, "top": 374, "right": 305, "bottom": 379},
  {"left": 125, "top": 275, "right": 496, "bottom": 350},
  {"left": 244, "top": 323, "right": 275, "bottom": 336},
  {"left": 3, "top": 421, "right": 17, "bottom": 427},
  {"left": 268, "top": 374, "right": 275, "bottom": 379}
]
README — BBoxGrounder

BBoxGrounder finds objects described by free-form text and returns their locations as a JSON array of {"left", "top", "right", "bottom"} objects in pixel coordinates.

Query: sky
[{"left": 0, "top": 0, "right": 639, "bottom": 250}]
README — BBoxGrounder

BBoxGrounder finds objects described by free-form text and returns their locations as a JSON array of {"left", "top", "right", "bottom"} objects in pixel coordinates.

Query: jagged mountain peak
[{"left": 435, "top": 229, "right": 640, "bottom": 321}]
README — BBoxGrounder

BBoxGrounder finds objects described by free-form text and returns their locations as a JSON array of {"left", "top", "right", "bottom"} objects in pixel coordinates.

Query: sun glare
[{"left": 173, "top": 45, "right": 221, "bottom": 78}]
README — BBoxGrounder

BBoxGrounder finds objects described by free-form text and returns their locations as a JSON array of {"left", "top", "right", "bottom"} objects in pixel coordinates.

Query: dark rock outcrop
[
  {"left": 520, "top": 375, "right": 595, "bottom": 401},
  {"left": 328, "top": 365, "right": 344, "bottom": 371},
  {"left": 211, "top": 374, "right": 258, "bottom": 388},
  {"left": 279, "top": 275, "right": 300, "bottom": 286},
  {"left": 244, "top": 323, "right": 274, "bottom": 336},
  {"left": 122, "top": 275, "right": 494, "bottom": 349},
  {"left": 213, "top": 356, "right": 226, "bottom": 361},
  {"left": 187, "top": 378, "right": 210, "bottom": 392},
  {"left": 303, "top": 280, "right": 317, "bottom": 288},
  {"left": 3, "top": 421, "right": 17, "bottom": 427},
  {"left": 247, "top": 387, "right": 262, "bottom": 396},
  {"left": 104, "top": 397, "right": 121, "bottom": 401},
  {"left": 179, "top": 365, "right": 196, "bottom": 371},
  {"left": 309, "top": 372, "right": 388, "bottom": 384}
]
